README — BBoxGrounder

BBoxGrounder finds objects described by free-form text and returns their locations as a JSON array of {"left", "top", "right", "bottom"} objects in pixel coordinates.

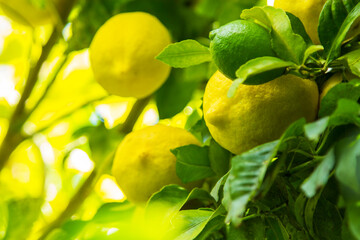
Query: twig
[
  {"left": 25, "top": 55, "right": 68, "bottom": 121},
  {"left": 119, "top": 96, "right": 151, "bottom": 134},
  {"left": 286, "top": 157, "right": 324, "bottom": 175},
  {"left": 0, "top": 30, "right": 59, "bottom": 171}
]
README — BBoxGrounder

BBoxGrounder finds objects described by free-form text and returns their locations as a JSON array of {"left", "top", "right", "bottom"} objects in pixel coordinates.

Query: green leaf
[
  {"left": 319, "top": 80, "right": 360, "bottom": 117},
  {"left": 278, "top": 118, "right": 309, "bottom": 152},
  {"left": 241, "top": 6, "right": 307, "bottom": 64},
  {"left": 47, "top": 220, "right": 88, "bottom": 240},
  {"left": 144, "top": 186, "right": 215, "bottom": 239},
  {"left": 172, "top": 145, "right": 215, "bottom": 183},
  {"left": 304, "top": 117, "right": 330, "bottom": 141},
  {"left": 4, "top": 198, "right": 42, "bottom": 240},
  {"left": 302, "top": 45, "right": 324, "bottom": 65},
  {"left": 322, "top": 1, "right": 360, "bottom": 63},
  {"left": 301, "top": 148, "right": 335, "bottom": 198},
  {"left": 319, "top": 0, "right": 360, "bottom": 55},
  {"left": 286, "top": 12, "right": 313, "bottom": 46},
  {"left": 189, "top": 118, "right": 211, "bottom": 144},
  {"left": 227, "top": 57, "right": 294, "bottom": 97},
  {"left": 166, "top": 209, "right": 215, "bottom": 240},
  {"left": 118, "top": 0, "right": 193, "bottom": 41},
  {"left": 341, "top": 49, "right": 360, "bottom": 77},
  {"left": 156, "top": 64, "right": 205, "bottom": 119},
  {"left": 146, "top": 185, "right": 214, "bottom": 223},
  {"left": 313, "top": 198, "right": 343, "bottom": 240},
  {"left": 329, "top": 98, "right": 360, "bottom": 126},
  {"left": 223, "top": 140, "right": 280, "bottom": 226},
  {"left": 156, "top": 40, "right": 212, "bottom": 68},
  {"left": 194, "top": 215, "right": 225, "bottom": 240},
  {"left": 347, "top": 203, "right": 360, "bottom": 239},
  {"left": 304, "top": 190, "right": 323, "bottom": 238},
  {"left": 265, "top": 217, "right": 290, "bottom": 240},
  {"left": 342, "top": 214, "right": 359, "bottom": 240},
  {"left": 335, "top": 134, "right": 360, "bottom": 195},
  {"left": 92, "top": 201, "right": 135, "bottom": 224},
  {"left": 75, "top": 123, "right": 122, "bottom": 164},
  {"left": 227, "top": 217, "right": 265, "bottom": 240},
  {"left": 294, "top": 193, "right": 308, "bottom": 227},
  {"left": 67, "top": 0, "right": 114, "bottom": 52},
  {"left": 146, "top": 185, "right": 189, "bottom": 216},
  {"left": 209, "top": 139, "right": 231, "bottom": 177},
  {"left": 210, "top": 173, "right": 229, "bottom": 202}
]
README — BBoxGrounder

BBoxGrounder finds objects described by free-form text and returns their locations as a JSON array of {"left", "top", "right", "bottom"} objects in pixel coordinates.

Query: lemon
[
  {"left": 112, "top": 124, "right": 200, "bottom": 204},
  {"left": 203, "top": 71, "right": 319, "bottom": 155},
  {"left": 273, "top": 0, "right": 326, "bottom": 44},
  {"left": 89, "top": 12, "right": 171, "bottom": 99},
  {"left": 0, "top": 0, "right": 56, "bottom": 27},
  {"left": 210, "top": 20, "right": 276, "bottom": 79}
]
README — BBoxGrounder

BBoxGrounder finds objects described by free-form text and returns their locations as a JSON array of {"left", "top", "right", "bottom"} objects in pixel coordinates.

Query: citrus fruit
[
  {"left": 209, "top": 20, "right": 276, "bottom": 79},
  {"left": 0, "top": 0, "right": 56, "bottom": 27},
  {"left": 112, "top": 124, "right": 200, "bottom": 204},
  {"left": 89, "top": 12, "right": 171, "bottom": 99},
  {"left": 203, "top": 71, "right": 319, "bottom": 155},
  {"left": 273, "top": 0, "right": 326, "bottom": 44}
]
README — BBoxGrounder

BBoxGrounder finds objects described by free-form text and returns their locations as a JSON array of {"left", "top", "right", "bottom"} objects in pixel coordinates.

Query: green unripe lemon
[{"left": 210, "top": 20, "right": 276, "bottom": 79}]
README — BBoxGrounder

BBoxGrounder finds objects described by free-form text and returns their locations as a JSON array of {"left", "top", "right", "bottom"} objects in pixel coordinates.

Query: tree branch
[{"left": 37, "top": 96, "right": 151, "bottom": 239}]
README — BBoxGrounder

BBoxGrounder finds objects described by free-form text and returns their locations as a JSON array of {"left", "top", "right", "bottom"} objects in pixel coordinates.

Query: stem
[
  {"left": 315, "top": 127, "right": 332, "bottom": 154},
  {"left": 37, "top": 97, "right": 150, "bottom": 239},
  {"left": 286, "top": 157, "right": 324, "bottom": 175},
  {"left": 241, "top": 213, "right": 261, "bottom": 221},
  {"left": 119, "top": 96, "right": 151, "bottom": 134}
]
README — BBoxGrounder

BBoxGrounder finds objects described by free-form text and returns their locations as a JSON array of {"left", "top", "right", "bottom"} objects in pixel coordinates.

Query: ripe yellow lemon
[
  {"left": 273, "top": 0, "right": 326, "bottom": 44},
  {"left": 112, "top": 124, "right": 200, "bottom": 204},
  {"left": 89, "top": 12, "right": 171, "bottom": 99},
  {"left": 0, "top": 0, "right": 56, "bottom": 27},
  {"left": 203, "top": 71, "right": 319, "bottom": 155}
]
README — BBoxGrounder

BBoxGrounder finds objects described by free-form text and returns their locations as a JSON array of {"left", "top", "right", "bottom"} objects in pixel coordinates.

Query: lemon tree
[
  {"left": 3, "top": 0, "right": 360, "bottom": 240},
  {"left": 89, "top": 12, "right": 171, "bottom": 98}
]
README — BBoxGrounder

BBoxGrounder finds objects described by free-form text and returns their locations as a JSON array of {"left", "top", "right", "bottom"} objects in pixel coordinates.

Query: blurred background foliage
[{"left": 0, "top": 0, "right": 265, "bottom": 239}]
